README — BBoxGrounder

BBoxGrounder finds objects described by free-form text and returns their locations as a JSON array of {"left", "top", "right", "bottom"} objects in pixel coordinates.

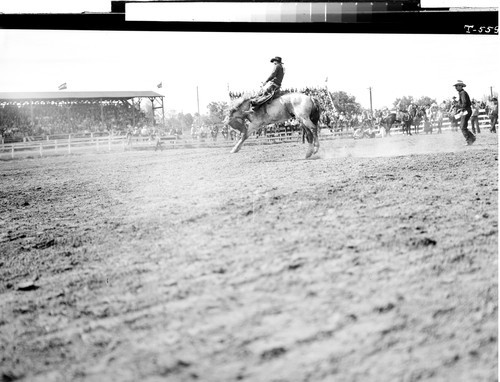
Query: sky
[{"left": 0, "top": 29, "right": 498, "bottom": 114}]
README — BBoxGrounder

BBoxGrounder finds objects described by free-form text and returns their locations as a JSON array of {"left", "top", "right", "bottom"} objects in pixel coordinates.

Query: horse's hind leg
[
  {"left": 302, "top": 119, "right": 318, "bottom": 158},
  {"left": 312, "top": 127, "right": 320, "bottom": 154},
  {"left": 304, "top": 130, "right": 314, "bottom": 159}
]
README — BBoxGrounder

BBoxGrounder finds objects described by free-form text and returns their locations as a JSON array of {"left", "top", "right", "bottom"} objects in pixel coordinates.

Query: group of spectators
[
  {"left": 189, "top": 123, "right": 237, "bottom": 141},
  {"left": 398, "top": 98, "right": 493, "bottom": 134},
  {"left": 229, "top": 86, "right": 498, "bottom": 136},
  {"left": 5, "top": 90, "right": 494, "bottom": 143},
  {"left": 0, "top": 101, "right": 149, "bottom": 142}
]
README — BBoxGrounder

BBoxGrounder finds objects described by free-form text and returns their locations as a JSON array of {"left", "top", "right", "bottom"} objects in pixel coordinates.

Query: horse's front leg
[
  {"left": 230, "top": 130, "right": 248, "bottom": 153},
  {"left": 231, "top": 122, "right": 259, "bottom": 153}
]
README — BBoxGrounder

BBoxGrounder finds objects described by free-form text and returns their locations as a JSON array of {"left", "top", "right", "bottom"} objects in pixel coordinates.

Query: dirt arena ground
[{"left": 0, "top": 131, "right": 498, "bottom": 382}]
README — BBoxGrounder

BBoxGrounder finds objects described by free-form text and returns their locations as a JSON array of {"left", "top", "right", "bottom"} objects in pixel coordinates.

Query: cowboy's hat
[
  {"left": 492, "top": 97, "right": 498, "bottom": 101},
  {"left": 453, "top": 80, "right": 466, "bottom": 87},
  {"left": 270, "top": 56, "right": 283, "bottom": 64}
]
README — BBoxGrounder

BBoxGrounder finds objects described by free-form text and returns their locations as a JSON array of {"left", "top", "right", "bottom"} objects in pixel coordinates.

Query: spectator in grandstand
[
  {"left": 489, "top": 97, "right": 497, "bottom": 133},
  {"left": 470, "top": 101, "right": 481, "bottom": 134},
  {"left": 453, "top": 80, "right": 475, "bottom": 145},
  {"left": 246, "top": 56, "right": 285, "bottom": 114}
]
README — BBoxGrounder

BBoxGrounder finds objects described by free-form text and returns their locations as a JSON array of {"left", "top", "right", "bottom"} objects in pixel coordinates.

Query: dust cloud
[{"left": 319, "top": 131, "right": 479, "bottom": 159}]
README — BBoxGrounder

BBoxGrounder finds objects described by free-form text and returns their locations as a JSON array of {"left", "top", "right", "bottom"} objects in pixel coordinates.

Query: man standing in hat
[
  {"left": 454, "top": 80, "right": 475, "bottom": 145},
  {"left": 470, "top": 100, "right": 481, "bottom": 134},
  {"left": 489, "top": 97, "right": 498, "bottom": 133},
  {"left": 247, "top": 57, "right": 285, "bottom": 113}
]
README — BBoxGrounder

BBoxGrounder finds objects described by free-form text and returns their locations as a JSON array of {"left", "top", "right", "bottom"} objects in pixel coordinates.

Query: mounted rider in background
[{"left": 247, "top": 56, "right": 285, "bottom": 114}]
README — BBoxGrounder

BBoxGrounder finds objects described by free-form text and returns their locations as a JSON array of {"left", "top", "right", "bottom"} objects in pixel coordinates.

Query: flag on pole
[
  {"left": 58, "top": 82, "right": 67, "bottom": 90},
  {"left": 157, "top": 82, "right": 162, "bottom": 88}
]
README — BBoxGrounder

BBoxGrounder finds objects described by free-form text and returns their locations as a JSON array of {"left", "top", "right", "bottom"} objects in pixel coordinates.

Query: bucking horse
[
  {"left": 379, "top": 109, "right": 407, "bottom": 136},
  {"left": 225, "top": 92, "right": 321, "bottom": 159}
]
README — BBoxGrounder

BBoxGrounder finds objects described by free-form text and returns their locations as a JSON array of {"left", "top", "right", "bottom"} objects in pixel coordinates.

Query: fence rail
[{"left": 0, "top": 115, "right": 495, "bottom": 160}]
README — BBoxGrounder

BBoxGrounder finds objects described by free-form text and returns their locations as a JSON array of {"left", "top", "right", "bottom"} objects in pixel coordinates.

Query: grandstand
[{"left": 0, "top": 91, "right": 164, "bottom": 143}]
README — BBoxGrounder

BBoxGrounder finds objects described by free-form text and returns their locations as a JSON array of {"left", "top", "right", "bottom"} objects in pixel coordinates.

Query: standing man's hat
[
  {"left": 492, "top": 97, "right": 498, "bottom": 101},
  {"left": 270, "top": 56, "right": 283, "bottom": 64},
  {"left": 453, "top": 80, "right": 466, "bottom": 87}
]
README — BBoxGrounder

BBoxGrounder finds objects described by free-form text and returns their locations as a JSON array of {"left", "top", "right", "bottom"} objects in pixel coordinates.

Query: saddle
[{"left": 252, "top": 88, "right": 284, "bottom": 108}]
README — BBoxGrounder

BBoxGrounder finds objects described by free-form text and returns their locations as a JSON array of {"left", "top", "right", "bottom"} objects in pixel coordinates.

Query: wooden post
[
  {"left": 30, "top": 101, "right": 34, "bottom": 127},
  {"left": 55, "top": 140, "right": 58, "bottom": 152},
  {"left": 161, "top": 97, "right": 165, "bottom": 130},
  {"left": 97, "top": 137, "right": 99, "bottom": 150},
  {"left": 132, "top": 99, "right": 136, "bottom": 128},
  {"left": 151, "top": 98, "right": 155, "bottom": 126},
  {"left": 39, "top": 143, "right": 43, "bottom": 157},
  {"left": 108, "top": 134, "right": 111, "bottom": 151},
  {"left": 68, "top": 134, "right": 71, "bottom": 154},
  {"left": 11, "top": 145, "right": 14, "bottom": 159},
  {"left": 100, "top": 101, "right": 104, "bottom": 129}
]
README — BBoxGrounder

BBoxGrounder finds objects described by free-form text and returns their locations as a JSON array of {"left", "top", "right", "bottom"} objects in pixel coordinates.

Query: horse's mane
[
  {"left": 229, "top": 91, "right": 258, "bottom": 110},
  {"left": 230, "top": 94, "right": 251, "bottom": 110}
]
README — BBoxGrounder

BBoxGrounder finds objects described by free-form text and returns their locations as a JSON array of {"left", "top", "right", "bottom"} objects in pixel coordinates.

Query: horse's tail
[{"left": 310, "top": 97, "right": 321, "bottom": 126}]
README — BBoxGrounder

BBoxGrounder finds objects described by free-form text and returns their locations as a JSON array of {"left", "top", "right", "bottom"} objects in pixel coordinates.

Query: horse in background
[
  {"left": 225, "top": 92, "right": 321, "bottom": 159},
  {"left": 412, "top": 107, "right": 426, "bottom": 134},
  {"left": 400, "top": 109, "right": 414, "bottom": 135}
]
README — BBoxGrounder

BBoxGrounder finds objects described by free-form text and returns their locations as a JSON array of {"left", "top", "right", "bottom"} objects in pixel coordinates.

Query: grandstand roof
[{"left": 0, "top": 91, "right": 163, "bottom": 101}]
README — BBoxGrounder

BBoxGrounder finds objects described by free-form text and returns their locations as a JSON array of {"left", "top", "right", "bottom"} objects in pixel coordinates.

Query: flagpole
[
  {"left": 325, "top": 78, "right": 336, "bottom": 112},
  {"left": 368, "top": 87, "right": 373, "bottom": 116}
]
